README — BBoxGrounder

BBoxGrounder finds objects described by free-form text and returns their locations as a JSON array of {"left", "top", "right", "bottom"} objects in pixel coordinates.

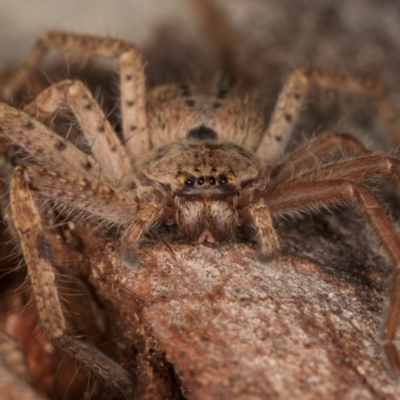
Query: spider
[{"left": 1, "top": 30, "right": 400, "bottom": 398}]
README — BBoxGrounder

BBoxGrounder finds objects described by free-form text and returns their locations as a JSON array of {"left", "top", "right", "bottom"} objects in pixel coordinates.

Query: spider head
[
  {"left": 139, "top": 138, "right": 264, "bottom": 241},
  {"left": 139, "top": 138, "right": 262, "bottom": 194}
]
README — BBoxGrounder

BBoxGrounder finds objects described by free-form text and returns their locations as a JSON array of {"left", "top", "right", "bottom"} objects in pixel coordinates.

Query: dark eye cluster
[{"left": 185, "top": 175, "right": 228, "bottom": 187}]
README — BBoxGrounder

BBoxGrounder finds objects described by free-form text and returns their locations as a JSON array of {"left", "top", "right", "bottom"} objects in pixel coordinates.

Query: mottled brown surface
[{"left": 74, "top": 206, "right": 399, "bottom": 400}]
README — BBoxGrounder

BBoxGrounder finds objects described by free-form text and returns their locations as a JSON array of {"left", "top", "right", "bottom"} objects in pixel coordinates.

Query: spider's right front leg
[
  {"left": 9, "top": 166, "right": 137, "bottom": 398},
  {"left": 12, "top": 162, "right": 165, "bottom": 270},
  {"left": 121, "top": 199, "right": 167, "bottom": 269}
]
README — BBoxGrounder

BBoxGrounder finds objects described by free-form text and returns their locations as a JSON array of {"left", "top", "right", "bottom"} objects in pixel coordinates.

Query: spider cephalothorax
[
  {"left": 137, "top": 136, "right": 265, "bottom": 245},
  {"left": 2, "top": 30, "right": 400, "bottom": 398}
]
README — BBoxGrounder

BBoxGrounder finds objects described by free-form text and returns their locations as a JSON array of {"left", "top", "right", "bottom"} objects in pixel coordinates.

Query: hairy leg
[
  {"left": 121, "top": 202, "right": 165, "bottom": 269},
  {"left": 17, "top": 164, "right": 165, "bottom": 269},
  {"left": 263, "top": 179, "right": 400, "bottom": 376},
  {"left": 2, "top": 31, "right": 148, "bottom": 160},
  {"left": 283, "top": 153, "right": 400, "bottom": 186},
  {"left": 9, "top": 167, "right": 136, "bottom": 397},
  {"left": 239, "top": 202, "right": 279, "bottom": 262},
  {"left": 0, "top": 103, "right": 102, "bottom": 180},
  {"left": 257, "top": 67, "right": 400, "bottom": 164},
  {"left": 269, "top": 131, "right": 369, "bottom": 185},
  {"left": 189, "top": 0, "right": 242, "bottom": 83},
  {"left": 24, "top": 79, "right": 132, "bottom": 181},
  {"left": 21, "top": 165, "right": 137, "bottom": 226}
]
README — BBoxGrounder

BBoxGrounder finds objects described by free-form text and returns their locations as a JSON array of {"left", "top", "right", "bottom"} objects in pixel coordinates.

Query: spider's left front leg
[
  {"left": 239, "top": 202, "right": 280, "bottom": 263},
  {"left": 262, "top": 178, "right": 400, "bottom": 377}
]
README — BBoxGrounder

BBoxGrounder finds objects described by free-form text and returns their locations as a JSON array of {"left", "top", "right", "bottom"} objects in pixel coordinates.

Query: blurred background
[
  {"left": 0, "top": 0, "right": 194, "bottom": 69},
  {"left": 2, "top": 0, "right": 400, "bottom": 149}
]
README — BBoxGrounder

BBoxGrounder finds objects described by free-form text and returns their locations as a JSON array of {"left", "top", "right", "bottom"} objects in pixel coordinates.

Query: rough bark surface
[{"left": 78, "top": 208, "right": 400, "bottom": 400}]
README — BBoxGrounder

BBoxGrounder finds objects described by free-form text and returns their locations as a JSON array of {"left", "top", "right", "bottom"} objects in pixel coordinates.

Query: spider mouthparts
[{"left": 196, "top": 230, "right": 217, "bottom": 243}]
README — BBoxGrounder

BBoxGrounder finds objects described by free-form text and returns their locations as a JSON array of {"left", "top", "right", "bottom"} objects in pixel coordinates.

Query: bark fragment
[{"left": 82, "top": 208, "right": 400, "bottom": 400}]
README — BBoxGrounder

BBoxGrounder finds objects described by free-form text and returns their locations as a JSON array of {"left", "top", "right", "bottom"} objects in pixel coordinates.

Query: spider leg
[
  {"left": 287, "top": 153, "right": 400, "bottom": 186},
  {"left": 1, "top": 31, "right": 148, "bottom": 161},
  {"left": 239, "top": 203, "right": 279, "bottom": 262},
  {"left": 121, "top": 202, "right": 166, "bottom": 269},
  {"left": 257, "top": 67, "right": 400, "bottom": 164},
  {"left": 270, "top": 131, "right": 370, "bottom": 185},
  {"left": 0, "top": 103, "right": 102, "bottom": 180},
  {"left": 23, "top": 80, "right": 132, "bottom": 181},
  {"left": 21, "top": 164, "right": 165, "bottom": 269},
  {"left": 20, "top": 165, "right": 137, "bottom": 226},
  {"left": 9, "top": 167, "right": 136, "bottom": 398},
  {"left": 190, "top": 0, "right": 242, "bottom": 83},
  {"left": 263, "top": 179, "right": 400, "bottom": 377}
]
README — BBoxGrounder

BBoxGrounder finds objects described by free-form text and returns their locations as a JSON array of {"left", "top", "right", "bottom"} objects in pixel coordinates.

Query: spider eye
[
  {"left": 218, "top": 175, "right": 228, "bottom": 186},
  {"left": 208, "top": 177, "right": 216, "bottom": 185},
  {"left": 185, "top": 177, "right": 195, "bottom": 186},
  {"left": 197, "top": 177, "right": 204, "bottom": 185}
]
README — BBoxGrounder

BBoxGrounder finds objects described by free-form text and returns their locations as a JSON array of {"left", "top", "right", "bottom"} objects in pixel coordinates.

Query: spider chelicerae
[{"left": 1, "top": 30, "right": 400, "bottom": 398}]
